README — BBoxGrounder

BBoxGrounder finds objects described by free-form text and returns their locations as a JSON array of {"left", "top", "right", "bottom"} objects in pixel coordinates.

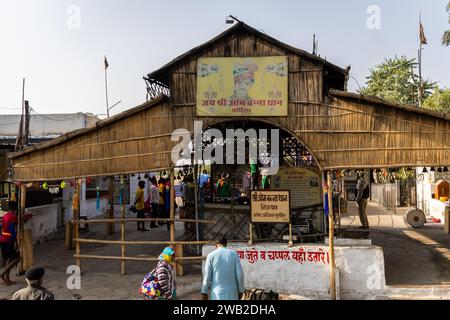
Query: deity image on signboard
[
  {"left": 309, "top": 177, "right": 319, "bottom": 187},
  {"left": 230, "top": 60, "right": 258, "bottom": 100},
  {"left": 196, "top": 56, "right": 288, "bottom": 117}
]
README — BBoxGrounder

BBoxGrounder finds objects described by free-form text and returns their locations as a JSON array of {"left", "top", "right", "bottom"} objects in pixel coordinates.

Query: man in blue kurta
[{"left": 201, "top": 237, "right": 245, "bottom": 300}]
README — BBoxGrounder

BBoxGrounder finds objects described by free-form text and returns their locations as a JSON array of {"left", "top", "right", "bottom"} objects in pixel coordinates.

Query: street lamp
[{"left": 225, "top": 15, "right": 241, "bottom": 24}]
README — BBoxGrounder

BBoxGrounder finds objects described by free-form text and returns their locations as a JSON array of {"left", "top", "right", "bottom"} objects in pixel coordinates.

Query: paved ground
[
  {"left": 342, "top": 201, "right": 450, "bottom": 287},
  {"left": 0, "top": 201, "right": 448, "bottom": 299},
  {"left": 0, "top": 216, "right": 204, "bottom": 300}
]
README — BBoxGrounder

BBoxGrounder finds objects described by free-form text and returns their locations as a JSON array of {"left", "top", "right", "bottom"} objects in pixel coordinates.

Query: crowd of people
[{"left": 134, "top": 176, "right": 175, "bottom": 231}]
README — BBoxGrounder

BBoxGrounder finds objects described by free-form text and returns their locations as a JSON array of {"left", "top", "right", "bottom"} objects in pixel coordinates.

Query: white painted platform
[{"left": 202, "top": 242, "right": 386, "bottom": 300}]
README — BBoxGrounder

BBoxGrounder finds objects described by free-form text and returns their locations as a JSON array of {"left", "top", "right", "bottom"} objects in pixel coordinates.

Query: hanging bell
[
  {"left": 144, "top": 173, "right": 149, "bottom": 179},
  {"left": 437, "top": 167, "right": 443, "bottom": 172},
  {"left": 138, "top": 174, "right": 141, "bottom": 180},
  {"left": 430, "top": 167, "right": 435, "bottom": 172},
  {"left": 422, "top": 167, "right": 428, "bottom": 173},
  {"left": 444, "top": 167, "right": 449, "bottom": 172}
]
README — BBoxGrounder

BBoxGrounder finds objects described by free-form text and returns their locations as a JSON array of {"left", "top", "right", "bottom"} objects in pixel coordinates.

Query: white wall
[
  {"left": 428, "top": 199, "right": 448, "bottom": 223},
  {"left": 62, "top": 185, "right": 109, "bottom": 224},
  {"left": 24, "top": 204, "right": 58, "bottom": 244},
  {"left": 202, "top": 243, "right": 386, "bottom": 300},
  {"left": 416, "top": 168, "right": 447, "bottom": 224},
  {"left": 0, "top": 113, "right": 99, "bottom": 138}
]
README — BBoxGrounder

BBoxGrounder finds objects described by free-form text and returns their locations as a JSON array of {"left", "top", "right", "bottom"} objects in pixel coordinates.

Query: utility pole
[
  {"left": 312, "top": 34, "right": 319, "bottom": 56},
  {"left": 24, "top": 100, "right": 30, "bottom": 147},
  {"left": 15, "top": 78, "right": 25, "bottom": 151}
]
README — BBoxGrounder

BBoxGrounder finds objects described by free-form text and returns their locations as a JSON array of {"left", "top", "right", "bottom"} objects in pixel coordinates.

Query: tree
[
  {"left": 361, "top": 56, "right": 435, "bottom": 106},
  {"left": 422, "top": 88, "right": 450, "bottom": 113},
  {"left": 443, "top": 1, "right": 450, "bottom": 46}
]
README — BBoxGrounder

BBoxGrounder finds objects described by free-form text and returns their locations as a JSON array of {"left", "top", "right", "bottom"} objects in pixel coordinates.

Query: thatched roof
[
  {"left": 9, "top": 95, "right": 168, "bottom": 160},
  {"left": 146, "top": 21, "right": 348, "bottom": 86},
  {"left": 329, "top": 89, "right": 450, "bottom": 122}
]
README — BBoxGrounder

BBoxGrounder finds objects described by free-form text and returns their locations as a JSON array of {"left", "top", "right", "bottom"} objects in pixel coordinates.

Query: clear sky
[{"left": 0, "top": 0, "right": 448, "bottom": 116}]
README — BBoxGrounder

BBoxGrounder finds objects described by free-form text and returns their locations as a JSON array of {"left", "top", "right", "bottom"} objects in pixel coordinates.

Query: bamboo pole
[
  {"left": 120, "top": 178, "right": 126, "bottom": 275},
  {"left": 71, "top": 218, "right": 216, "bottom": 224},
  {"left": 75, "top": 179, "right": 81, "bottom": 269},
  {"left": 76, "top": 239, "right": 214, "bottom": 245},
  {"left": 327, "top": 171, "right": 336, "bottom": 300},
  {"left": 74, "top": 254, "right": 205, "bottom": 262},
  {"left": 248, "top": 222, "right": 253, "bottom": 246},
  {"left": 15, "top": 150, "right": 173, "bottom": 169},
  {"left": 170, "top": 171, "right": 175, "bottom": 243},
  {"left": 169, "top": 170, "right": 181, "bottom": 275},
  {"left": 65, "top": 219, "right": 73, "bottom": 250},
  {"left": 193, "top": 164, "right": 200, "bottom": 254},
  {"left": 108, "top": 177, "right": 115, "bottom": 235},
  {"left": 288, "top": 223, "right": 293, "bottom": 247},
  {"left": 17, "top": 184, "right": 26, "bottom": 274}
]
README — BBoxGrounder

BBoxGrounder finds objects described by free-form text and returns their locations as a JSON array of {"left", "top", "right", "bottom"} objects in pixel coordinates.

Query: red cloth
[{"left": 0, "top": 212, "right": 17, "bottom": 243}]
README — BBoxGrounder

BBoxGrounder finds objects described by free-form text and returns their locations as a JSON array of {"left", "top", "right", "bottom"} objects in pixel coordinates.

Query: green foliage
[
  {"left": 361, "top": 56, "right": 435, "bottom": 106},
  {"left": 443, "top": 1, "right": 450, "bottom": 46},
  {"left": 396, "top": 168, "right": 415, "bottom": 181},
  {"left": 422, "top": 88, "right": 450, "bottom": 113}
]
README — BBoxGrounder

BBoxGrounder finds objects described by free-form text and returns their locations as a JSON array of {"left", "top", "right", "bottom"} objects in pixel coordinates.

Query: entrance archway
[{"left": 181, "top": 119, "right": 326, "bottom": 251}]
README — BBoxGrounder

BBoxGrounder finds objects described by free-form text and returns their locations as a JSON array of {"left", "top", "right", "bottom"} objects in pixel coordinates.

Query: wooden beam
[
  {"left": 18, "top": 184, "right": 26, "bottom": 273},
  {"left": 74, "top": 254, "right": 205, "bottom": 262},
  {"left": 75, "top": 239, "right": 214, "bottom": 245},
  {"left": 108, "top": 177, "right": 115, "bottom": 235},
  {"left": 327, "top": 171, "right": 336, "bottom": 300},
  {"left": 72, "top": 218, "right": 216, "bottom": 224},
  {"left": 120, "top": 177, "right": 126, "bottom": 275},
  {"left": 75, "top": 179, "right": 81, "bottom": 269}
]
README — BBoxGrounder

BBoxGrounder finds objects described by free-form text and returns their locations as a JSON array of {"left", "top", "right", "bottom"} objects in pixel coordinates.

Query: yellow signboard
[
  {"left": 250, "top": 190, "right": 291, "bottom": 223},
  {"left": 197, "top": 56, "right": 288, "bottom": 116}
]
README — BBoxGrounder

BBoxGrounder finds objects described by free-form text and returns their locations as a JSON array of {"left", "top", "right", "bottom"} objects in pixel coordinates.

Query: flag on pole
[
  {"left": 419, "top": 21, "right": 427, "bottom": 45},
  {"left": 104, "top": 56, "right": 109, "bottom": 69}
]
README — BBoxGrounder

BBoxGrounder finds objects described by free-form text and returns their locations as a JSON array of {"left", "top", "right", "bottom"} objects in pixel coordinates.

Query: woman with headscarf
[{"left": 155, "top": 247, "right": 176, "bottom": 300}]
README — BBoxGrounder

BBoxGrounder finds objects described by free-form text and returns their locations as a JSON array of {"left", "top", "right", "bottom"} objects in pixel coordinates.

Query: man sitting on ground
[{"left": 11, "top": 267, "right": 54, "bottom": 300}]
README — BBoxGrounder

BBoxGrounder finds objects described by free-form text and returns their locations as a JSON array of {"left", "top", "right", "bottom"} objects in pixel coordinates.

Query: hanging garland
[{"left": 41, "top": 181, "right": 67, "bottom": 194}]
